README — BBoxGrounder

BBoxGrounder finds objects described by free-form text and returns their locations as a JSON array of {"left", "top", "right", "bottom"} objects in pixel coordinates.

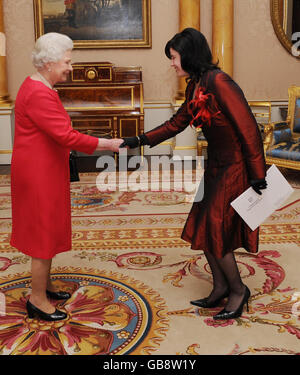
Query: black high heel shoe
[
  {"left": 190, "top": 290, "right": 229, "bottom": 308},
  {"left": 46, "top": 290, "right": 71, "bottom": 300},
  {"left": 213, "top": 286, "right": 250, "bottom": 320},
  {"left": 26, "top": 300, "right": 67, "bottom": 321}
]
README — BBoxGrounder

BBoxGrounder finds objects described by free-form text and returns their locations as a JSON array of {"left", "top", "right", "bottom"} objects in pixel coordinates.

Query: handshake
[
  {"left": 96, "top": 135, "right": 148, "bottom": 153},
  {"left": 97, "top": 136, "right": 268, "bottom": 196},
  {"left": 119, "top": 134, "right": 149, "bottom": 149}
]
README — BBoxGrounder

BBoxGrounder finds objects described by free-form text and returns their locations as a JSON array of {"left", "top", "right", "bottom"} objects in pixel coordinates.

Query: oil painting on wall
[{"left": 34, "top": 0, "right": 151, "bottom": 48}]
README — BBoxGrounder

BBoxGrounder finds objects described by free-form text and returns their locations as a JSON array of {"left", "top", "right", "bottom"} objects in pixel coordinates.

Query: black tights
[{"left": 204, "top": 251, "right": 246, "bottom": 311}]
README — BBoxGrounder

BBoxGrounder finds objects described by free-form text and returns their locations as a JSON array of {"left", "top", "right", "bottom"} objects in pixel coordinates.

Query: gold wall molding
[{"left": 173, "top": 146, "right": 197, "bottom": 150}]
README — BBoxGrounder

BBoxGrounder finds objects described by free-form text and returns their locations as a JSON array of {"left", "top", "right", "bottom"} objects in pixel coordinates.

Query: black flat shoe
[
  {"left": 46, "top": 290, "right": 71, "bottom": 300},
  {"left": 190, "top": 290, "right": 229, "bottom": 308},
  {"left": 26, "top": 300, "right": 67, "bottom": 321},
  {"left": 213, "top": 286, "right": 250, "bottom": 320}
]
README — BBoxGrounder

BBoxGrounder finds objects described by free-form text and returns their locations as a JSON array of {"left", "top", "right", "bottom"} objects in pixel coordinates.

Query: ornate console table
[{"left": 55, "top": 62, "right": 144, "bottom": 154}]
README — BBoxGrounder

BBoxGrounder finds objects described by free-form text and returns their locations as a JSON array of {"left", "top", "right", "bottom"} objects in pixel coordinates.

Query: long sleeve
[
  {"left": 26, "top": 89, "right": 98, "bottom": 154},
  {"left": 212, "top": 72, "right": 266, "bottom": 180},
  {"left": 145, "top": 83, "right": 193, "bottom": 147}
]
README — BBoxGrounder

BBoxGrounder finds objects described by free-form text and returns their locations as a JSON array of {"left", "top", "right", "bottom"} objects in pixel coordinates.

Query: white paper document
[{"left": 230, "top": 164, "right": 294, "bottom": 231}]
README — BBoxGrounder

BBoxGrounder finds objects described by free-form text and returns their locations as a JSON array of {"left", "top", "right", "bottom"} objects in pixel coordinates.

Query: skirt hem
[{"left": 10, "top": 240, "right": 71, "bottom": 260}]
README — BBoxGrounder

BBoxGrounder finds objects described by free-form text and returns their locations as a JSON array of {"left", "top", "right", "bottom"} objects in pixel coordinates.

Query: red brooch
[{"left": 188, "top": 86, "right": 221, "bottom": 128}]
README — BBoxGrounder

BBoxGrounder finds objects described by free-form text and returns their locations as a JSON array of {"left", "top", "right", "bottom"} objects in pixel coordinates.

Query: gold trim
[
  {"left": 33, "top": 0, "right": 152, "bottom": 49},
  {"left": 265, "top": 155, "right": 300, "bottom": 170},
  {"left": 140, "top": 84, "right": 144, "bottom": 114},
  {"left": 0, "top": 96, "right": 12, "bottom": 106},
  {"left": 283, "top": 0, "right": 288, "bottom": 33},
  {"left": 71, "top": 66, "right": 113, "bottom": 83},
  {"left": 119, "top": 118, "right": 139, "bottom": 138},
  {"left": 174, "top": 99, "right": 185, "bottom": 106},
  {"left": 248, "top": 101, "right": 272, "bottom": 107},
  {"left": 270, "top": 0, "right": 300, "bottom": 58},
  {"left": 173, "top": 146, "right": 197, "bottom": 150},
  {"left": 33, "top": 0, "right": 43, "bottom": 41},
  {"left": 248, "top": 101, "right": 272, "bottom": 124},
  {"left": 262, "top": 87, "right": 300, "bottom": 170},
  {"left": 0, "top": 150, "right": 12, "bottom": 154},
  {"left": 0, "top": 101, "right": 14, "bottom": 110},
  {"left": 287, "top": 86, "right": 300, "bottom": 140},
  {"left": 85, "top": 69, "right": 97, "bottom": 81},
  {"left": 72, "top": 118, "right": 112, "bottom": 123}
]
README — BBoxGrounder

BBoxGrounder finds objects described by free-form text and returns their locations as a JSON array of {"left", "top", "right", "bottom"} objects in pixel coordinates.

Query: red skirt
[{"left": 181, "top": 159, "right": 259, "bottom": 259}]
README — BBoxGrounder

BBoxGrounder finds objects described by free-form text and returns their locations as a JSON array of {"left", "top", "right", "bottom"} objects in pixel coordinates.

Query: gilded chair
[
  {"left": 196, "top": 101, "right": 272, "bottom": 158},
  {"left": 263, "top": 86, "right": 300, "bottom": 171},
  {"left": 196, "top": 128, "right": 208, "bottom": 157}
]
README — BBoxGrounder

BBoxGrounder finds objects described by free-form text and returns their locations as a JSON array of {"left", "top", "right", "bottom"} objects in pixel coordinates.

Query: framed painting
[{"left": 33, "top": 0, "right": 151, "bottom": 49}]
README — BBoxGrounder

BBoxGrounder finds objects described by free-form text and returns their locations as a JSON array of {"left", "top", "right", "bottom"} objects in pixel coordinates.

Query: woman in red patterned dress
[
  {"left": 10, "top": 32, "right": 123, "bottom": 321},
  {"left": 120, "top": 28, "right": 267, "bottom": 320}
]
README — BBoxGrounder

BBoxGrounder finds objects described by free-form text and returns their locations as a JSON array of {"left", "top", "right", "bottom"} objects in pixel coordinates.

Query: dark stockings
[
  {"left": 204, "top": 251, "right": 246, "bottom": 311},
  {"left": 204, "top": 251, "right": 229, "bottom": 303}
]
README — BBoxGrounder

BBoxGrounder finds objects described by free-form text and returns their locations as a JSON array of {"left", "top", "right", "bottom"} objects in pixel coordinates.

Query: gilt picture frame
[
  {"left": 288, "top": 86, "right": 300, "bottom": 137},
  {"left": 33, "top": 0, "right": 152, "bottom": 49}
]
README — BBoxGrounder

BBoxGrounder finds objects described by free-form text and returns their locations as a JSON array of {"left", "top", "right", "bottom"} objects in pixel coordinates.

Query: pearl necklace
[{"left": 36, "top": 71, "right": 53, "bottom": 90}]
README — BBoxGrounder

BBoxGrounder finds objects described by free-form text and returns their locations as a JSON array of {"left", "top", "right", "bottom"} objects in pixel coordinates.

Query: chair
[
  {"left": 196, "top": 128, "right": 208, "bottom": 158},
  {"left": 263, "top": 86, "right": 300, "bottom": 171},
  {"left": 196, "top": 101, "right": 272, "bottom": 158}
]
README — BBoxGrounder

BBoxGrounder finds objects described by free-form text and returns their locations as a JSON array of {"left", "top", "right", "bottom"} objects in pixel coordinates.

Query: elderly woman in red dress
[
  {"left": 10, "top": 32, "right": 123, "bottom": 321},
  {"left": 121, "top": 28, "right": 267, "bottom": 320}
]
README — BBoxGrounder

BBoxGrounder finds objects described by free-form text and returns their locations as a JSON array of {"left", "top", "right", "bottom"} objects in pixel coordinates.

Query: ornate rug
[{"left": 0, "top": 168, "right": 299, "bottom": 356}]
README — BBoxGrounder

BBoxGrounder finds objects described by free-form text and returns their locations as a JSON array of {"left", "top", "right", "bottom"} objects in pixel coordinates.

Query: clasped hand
[
  {"left": 119, "top": 137, "right": 139, "bottom": 149},
  {"left": 119, "top": 134, "right": 149, "bottom": 149}
]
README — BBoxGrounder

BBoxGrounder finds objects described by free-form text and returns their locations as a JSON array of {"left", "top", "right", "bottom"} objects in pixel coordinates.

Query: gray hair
[{"left": 32, "top": 32, "right": 73, "bottom": 69}]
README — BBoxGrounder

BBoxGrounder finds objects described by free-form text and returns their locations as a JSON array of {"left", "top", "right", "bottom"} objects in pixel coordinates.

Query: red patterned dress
[
  {"left": 145, "top": 69, "right": 266, "bottom": 258},
  {"left": 10, "top": 77, "right": 98, "bottom": 259}
]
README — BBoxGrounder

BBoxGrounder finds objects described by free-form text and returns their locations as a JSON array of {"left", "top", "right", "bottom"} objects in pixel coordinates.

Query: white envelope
[{"left": 230, "top": 164, "right": 294, "bottom": 231}]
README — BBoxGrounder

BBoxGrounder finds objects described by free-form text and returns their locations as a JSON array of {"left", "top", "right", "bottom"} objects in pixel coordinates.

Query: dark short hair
[{"left": 165, "top": 28, "right": 219, "bottom": 81}]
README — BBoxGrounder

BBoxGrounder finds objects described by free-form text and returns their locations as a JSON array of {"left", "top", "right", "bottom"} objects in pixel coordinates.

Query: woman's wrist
[
  {"left": 139, "top": 133, "right": 149, "bottom": 146},
  {"left": 97, "top": 138, "right": 111, "bottom": 150}
]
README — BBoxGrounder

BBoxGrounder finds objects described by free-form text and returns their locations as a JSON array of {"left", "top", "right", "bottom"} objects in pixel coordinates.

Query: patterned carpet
[{"left": 0, "top": 167, "right": 299, "bottom": 356}]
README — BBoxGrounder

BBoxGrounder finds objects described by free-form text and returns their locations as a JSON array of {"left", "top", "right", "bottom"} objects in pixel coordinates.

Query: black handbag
[{"left": 69, "top": 151, "right": 80, "bottom": 182}]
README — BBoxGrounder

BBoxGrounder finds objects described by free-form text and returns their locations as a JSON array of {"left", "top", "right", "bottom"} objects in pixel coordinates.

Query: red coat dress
[
  {"left": 145, "top": 69, "right": 266, "bottom": 258},
  {"left": 10, "top": 77, "right": 98, "bottom": 259}
]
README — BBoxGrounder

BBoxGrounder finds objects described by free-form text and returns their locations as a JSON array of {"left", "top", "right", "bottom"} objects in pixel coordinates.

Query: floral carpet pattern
[{"left": 0, "top": 168, "right": 300, "bottom": 355}]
